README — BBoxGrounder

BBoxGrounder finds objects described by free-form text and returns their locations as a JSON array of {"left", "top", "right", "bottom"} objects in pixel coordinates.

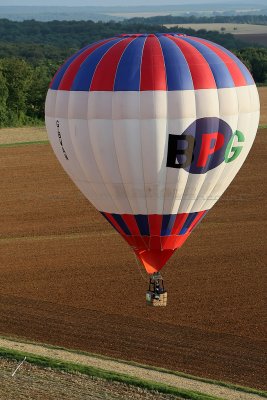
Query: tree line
[
  {"left": 0, "top": 59, "right": 55, "bottom": 127},
  {"left": 0, "top": 19, "right": 266, "bottom": 128},
  {"left": 0, "top": 18, "right": 255, "bottom": 50}
]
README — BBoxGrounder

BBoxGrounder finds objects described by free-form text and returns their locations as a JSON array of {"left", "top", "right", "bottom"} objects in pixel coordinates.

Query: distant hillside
[
  {"left": 0, "top": 6, "right": 122, "bottom": 22},
  {"left": 126, "top": 14, "right": 267, "bottom": 25},
  {"left": 0, "top": 3, "right": 267, "bottom": 22}
]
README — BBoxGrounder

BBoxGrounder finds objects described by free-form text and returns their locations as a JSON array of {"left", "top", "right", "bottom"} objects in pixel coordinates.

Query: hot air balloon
[{"left": 45, "top": 33, "right": 260, "bottom": 306}]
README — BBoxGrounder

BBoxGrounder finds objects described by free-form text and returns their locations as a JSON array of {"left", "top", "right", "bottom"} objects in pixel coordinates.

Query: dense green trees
[
  {"left": 0, "top": 67, "right": 8, "bottom": 127},
  {"left": 0, "top": 18, "right": 255, "bottom": 51},
  {"left": 0, "top": 59, "right": 56, "bottom": 127},
  {"left": 0, "top": 19, "right": 266, "bottom": 128},
  {"left": 2, "top": 59, "right": 32, "bottom": 123},
  {"left": 235, "top": 48, "right": 267, "bottom": 84},
  {"left": 26, "top": 64, "right": 54, "bottom": 120}
]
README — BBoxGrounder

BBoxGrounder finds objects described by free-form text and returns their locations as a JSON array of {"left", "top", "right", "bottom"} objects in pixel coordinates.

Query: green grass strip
[
  {"left": 0, "top": 140, "right": 49, "bottom": 148},
  {"left": 21, "top": 344, "right": 267, "bottom": 397},
  {"left": 1, "top": 335, "right": 266, "bottom": 398},
  {"left": 0, "top": 347, "right": 224, "bottom": 400},
  {"left": 259, "top": 124, "right": 267, "bottom": 129}
]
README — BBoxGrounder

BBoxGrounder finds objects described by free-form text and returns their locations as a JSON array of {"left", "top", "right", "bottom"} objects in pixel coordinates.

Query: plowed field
[{"left": 0, "top": 128, "right": 266, "bottom": 390}]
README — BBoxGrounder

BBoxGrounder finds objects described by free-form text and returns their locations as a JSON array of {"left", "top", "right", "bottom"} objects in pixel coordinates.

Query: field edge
[
  {"left": 0, "top": 335, "right": 266, "bottom": 398},
  {"left": 0, "top": 346, "right": 225, "bottom": 400}
]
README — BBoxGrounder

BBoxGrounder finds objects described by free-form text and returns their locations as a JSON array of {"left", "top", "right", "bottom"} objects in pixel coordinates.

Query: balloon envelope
[{"left": 45, "top": 33, "right": 260, "bottom": 274}]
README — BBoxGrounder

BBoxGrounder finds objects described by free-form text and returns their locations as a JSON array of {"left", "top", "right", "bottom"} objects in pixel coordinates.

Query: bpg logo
[{"left": 166, "top": 117, "right": 245, "bottom": 174}]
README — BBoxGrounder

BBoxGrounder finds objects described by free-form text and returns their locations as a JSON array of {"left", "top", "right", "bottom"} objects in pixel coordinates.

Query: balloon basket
[
  {"left": 146, "top": 273, "right": 167, "bottom": 307},
  {"left": 146, "top": 291, "right": 167, "bottom": 307}
]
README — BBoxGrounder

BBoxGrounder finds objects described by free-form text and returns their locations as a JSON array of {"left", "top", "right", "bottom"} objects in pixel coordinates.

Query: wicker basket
[{"left": 146, "top": 291, "right": 167, "bottom": 307}]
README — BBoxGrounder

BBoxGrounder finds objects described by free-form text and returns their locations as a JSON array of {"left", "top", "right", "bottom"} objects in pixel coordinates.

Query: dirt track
[{"left": 0, "top": 128, "right": 266, "bottom": 390}]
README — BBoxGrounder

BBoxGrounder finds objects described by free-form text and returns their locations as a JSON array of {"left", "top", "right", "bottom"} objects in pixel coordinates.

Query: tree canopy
[{"left": 0, "top": 19, "right": 266, "bottom": 128}]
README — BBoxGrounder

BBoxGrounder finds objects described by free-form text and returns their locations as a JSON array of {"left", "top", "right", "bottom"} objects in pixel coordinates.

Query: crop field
[
  {"left": 164, "top": 23, "right": 267, "bottom": 46},
  {"left": 0, "top": 358, "right": 178, "bottom": 400},
  {"left": 164, "top": 23, "right": 267, "bottom": 35},
  {"left": 0, "top": 126, "right": 47, "bottom": 145},
  {"left": 0, "top": 89, "right": 266, "bottom": 391}
]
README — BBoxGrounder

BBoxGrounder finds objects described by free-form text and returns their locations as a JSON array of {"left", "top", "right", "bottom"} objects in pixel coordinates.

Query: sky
[{"left": 0, "top": 0, "right": 243, "bottom": 6}]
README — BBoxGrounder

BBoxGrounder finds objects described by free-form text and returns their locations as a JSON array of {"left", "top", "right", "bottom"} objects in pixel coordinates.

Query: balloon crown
[{"left": 116, "top": 33, "right": 188, "bottom": 38}]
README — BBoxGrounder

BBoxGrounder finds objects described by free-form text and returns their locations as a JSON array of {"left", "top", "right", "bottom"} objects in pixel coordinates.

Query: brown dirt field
[{"left": 0, "top": 130, "right": 266, "bottom": 391}]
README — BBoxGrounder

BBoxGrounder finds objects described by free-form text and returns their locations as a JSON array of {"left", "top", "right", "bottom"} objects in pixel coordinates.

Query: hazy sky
[{"left": 0, "top": 0, "right": 238, "bottom": 6}]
